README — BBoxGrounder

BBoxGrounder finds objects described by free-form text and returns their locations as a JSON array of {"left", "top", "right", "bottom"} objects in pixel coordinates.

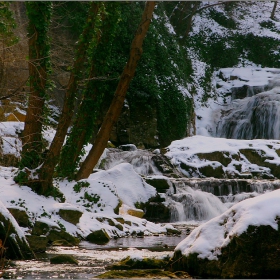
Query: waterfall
[
  {"left": 99, "top": 148, "right": 161, "bottom": 176},
  {"left": 216, "top": 89, "right": 280, "bottom": 139}
]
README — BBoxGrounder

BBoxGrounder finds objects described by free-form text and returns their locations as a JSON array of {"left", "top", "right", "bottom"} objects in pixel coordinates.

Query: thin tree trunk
[
  {"left": 76, "top": 1, "right": 156, "bottom": 180},
  {"left": 39, "top": 3, "right": 100, "bottom": 194},
  {"left": 271, "top": 1, "right": 277, "bottom": 19},
  {"left": 21, "top": 2, "right": 51, "bottom": 169}
]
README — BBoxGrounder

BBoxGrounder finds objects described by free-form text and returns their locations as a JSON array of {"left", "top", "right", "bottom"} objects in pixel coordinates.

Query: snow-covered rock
[{"left": 170, "top": 188, "right": 280, "bottom": 278}]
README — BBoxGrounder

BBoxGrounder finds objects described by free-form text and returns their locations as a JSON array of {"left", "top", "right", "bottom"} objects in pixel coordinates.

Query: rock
[
  {"left": 0, "top": 201, "right": 35, "bottom": 260},
  {"left": 166, "top": 227, "right": 181, "bottom": 235},
  {"left": 97, "top": 269, "right": 191, "bottom": 279},
  {"left": 47, "top": 229, "right": 80, "bottom": 246},
  {"left": 119, "top": 144, "right": 137, "bottom": 151},
  {"left": 170, "top": 190, "right": 280, "bottom": 278},
  {"left": 58, "top": 208, "right": 83, "bottom": 225},
  {"left": 171, "top": 223, "right": 280, "bottom": 278},
  {"left": 50, "top": 254, "right": 78, "bottom": 265},
  {"left": 25, "top": 235, "right": 48, "bottom": 253},
  {"left": 8, "top": 207, "right": 30, "bottom": 227},
  {"left": 106, "top": 256, "right": 169, "bottom": 270},
  {"left": 127, "top": 208, "right": 144, "bottom": 218},
  {"left": 114, "top": 217, "right": 125, "bottom": 224},
  {"left": 86, "top": 229, "right": 110, "bottom": 245},
  {"left": 144, "top": 177, "right": 171, "bottom": 193},
  {"left": 31, "top": 220, "right": 60, "bottom": 236}
]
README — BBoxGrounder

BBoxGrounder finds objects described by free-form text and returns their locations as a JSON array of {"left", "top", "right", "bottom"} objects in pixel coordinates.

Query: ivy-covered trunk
[
  {"left": 21, "top": 2, "right": 52, "bottom": 171},
  {"left": 38, "top": 2, "right": 101, "bottom": 194},
  {"left": 56, "top": 2, "right": 121, "bottom": 179},
  {"left": 76, "top": 1, "right": 156, "bottom": 180}
]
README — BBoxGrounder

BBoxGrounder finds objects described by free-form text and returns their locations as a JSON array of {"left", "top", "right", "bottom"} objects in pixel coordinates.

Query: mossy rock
[
  {"left": 58, "top": 209, "right": 83, "bottom": 225},
  {"left": 240, "top": 149, "right": 280, "bottom": 178},
  {"left": 145, "top": 177, "right": 171, "bottom": 192},
  {"left": 166, "top": 227, "right": 181, "bottom": 235},
  {"left": 170, "top": 223, "right": 280, "bottom": 278},
  {"left": 47, "top": 229, "right": 80, "bottom": 246},
  {"left": 31, "top": 220, "right": 60, "bottom": 236},
  {"left": 197, "top": 151, "right": 232, "bottom": 167},
  {"left": 106, "top": 256, "right": 170, "bottom": 270},
  {"left": 50, "top": 254, "right": 78, "bottom": 265},
  {"left": 198, "top": 163, "right": 224, "bottom": 178},
  {"left": 97, "top": 269, "right": 191, "bottom": 279},
  {"left": 8, "top": 208, "right": 30, "bottom": 228},
  {"left": 127, "top": 208, "right": 144, "bottom": 218},
  {"left": 25, "top": 235, "right": 48, "bottom": 253},
  {"left": 114, "top": 217, "right": 125, "bottom": 224},
  {"left": 0, "top": 211, "right": 35, "bottom": 260},
  {"left": 86, "top": 229, "right": 110, "bottom": 245}
]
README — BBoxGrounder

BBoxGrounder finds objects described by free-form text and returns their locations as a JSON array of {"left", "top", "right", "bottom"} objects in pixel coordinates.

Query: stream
[{"left": 2, "top": 223, "right": 196, "bottom": 279}]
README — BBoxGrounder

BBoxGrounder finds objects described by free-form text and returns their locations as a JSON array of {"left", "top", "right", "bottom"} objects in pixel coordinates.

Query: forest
[{"left": 1, "top": 1, "right": 280, "bottom": 279}]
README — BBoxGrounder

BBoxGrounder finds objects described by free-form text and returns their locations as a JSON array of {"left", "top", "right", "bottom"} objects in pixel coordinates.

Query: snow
[
  {"left": 166, "top": 135, "right": 280, "bottom": 177},
  {"left": 0, "top": 157, "right": 168, "bottom": 239},
  {"left": 175, "top": 188, "right": 280, "bottom": 260}
]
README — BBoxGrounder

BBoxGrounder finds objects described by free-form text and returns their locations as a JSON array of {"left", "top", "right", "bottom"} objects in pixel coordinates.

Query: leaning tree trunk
[
  {"left": 76, "top": 1, "right": 156, "bottom": 180},
  {"left": 21, "top": 2, "right": 52, "bottom": 170},
  {"left": 39, "top": 2, "right": 101, "bottom": 194}
]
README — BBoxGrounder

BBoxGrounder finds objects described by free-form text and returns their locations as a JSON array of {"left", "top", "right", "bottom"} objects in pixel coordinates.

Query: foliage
[
  {"left": 57, "top": 2, "right": 121, "bottom": 178},
  {"left": 0, "top": 2, "right": 18, "bottom": 45},
  {"left": 73, "top": 181, "right": 90, "bottom": 193},
  {"left": 128, "top": 2, "right": 193, "bottom": 147},
  {"left": 209, "top": 9, "right": 237, "bottom": 29}
]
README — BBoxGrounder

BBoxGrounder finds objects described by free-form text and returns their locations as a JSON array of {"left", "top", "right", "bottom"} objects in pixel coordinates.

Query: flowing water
[{"left": 2, "top": 225, "right": 194, "bottom": 279}]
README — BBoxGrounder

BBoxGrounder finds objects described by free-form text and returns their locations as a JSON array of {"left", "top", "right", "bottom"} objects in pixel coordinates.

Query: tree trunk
[
  {"left": 271, "top": 1, "right": 277, "bottom": 19},
  {"left": 76, "top": 1, "right": 156, "bottom": 180},
  {"left": 21, "top": 2, "right": 52, "bottom": 170},
  {"left": 39, "top": 2, "right": 100, "bottom": 194}
]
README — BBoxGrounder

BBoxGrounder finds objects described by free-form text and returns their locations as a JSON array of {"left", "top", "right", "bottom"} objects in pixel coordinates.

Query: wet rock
[
  {"left": 8, "top": 207, "right": 30, "bottom": 227},
  {"left": 58, "top": 208, "right": 83, "bottom": 225},
  {"left": 119, "top": 144, "right": 137, "bottom": 151},
  {"left": 144, "top": 177, "right": 171, "bottom": 193},
  {"left": 86, "top": 229, "right": 110, "bottom": 245},
  {"left": 50, "top": 254, "right": 78, "bottom": 265}
]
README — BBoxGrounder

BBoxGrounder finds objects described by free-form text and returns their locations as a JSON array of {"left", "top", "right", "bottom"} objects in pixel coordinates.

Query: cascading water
[
  {"left": 215, "top": 76, "right": 280, "bottom": 139},
  {"left": 99, "top": 148, "right": 280, "bottom": 223}
]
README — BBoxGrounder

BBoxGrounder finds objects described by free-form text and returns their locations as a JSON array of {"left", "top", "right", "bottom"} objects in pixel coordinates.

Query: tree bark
[
  {"left": 39, "top": 2, "right": 100, "bottom": 193},
  {"left": 76, "top": 1, "right": 156, "bottom": 180}
]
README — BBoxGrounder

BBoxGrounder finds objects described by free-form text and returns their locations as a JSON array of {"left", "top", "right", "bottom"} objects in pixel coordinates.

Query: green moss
[
  {"left": 50, "top": 254, "right": 78, "bottom": 265},
  {"left": 106, "top": 256, "right": 170, "bottom": 271},
  {"left": 97, "top": 269, "right": 190, "bottom": 279}
]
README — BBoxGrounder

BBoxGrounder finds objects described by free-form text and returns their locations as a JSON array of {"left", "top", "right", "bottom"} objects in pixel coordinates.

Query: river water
[{"left": 2, "top": 223, "right": 195, "bottom": 279}]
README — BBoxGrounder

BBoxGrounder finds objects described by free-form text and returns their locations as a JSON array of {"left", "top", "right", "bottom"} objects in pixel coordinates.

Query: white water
[{"left": 215, "top": 76, "right": 280, "bottom": 139}]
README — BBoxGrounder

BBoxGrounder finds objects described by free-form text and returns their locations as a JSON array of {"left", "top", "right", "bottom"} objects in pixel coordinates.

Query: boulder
[
  {"left": 169, "top": 189, "right": 280, "bottom": 278},
  {"left": 8, "top": 207, "right": 30, "bottom": 227},
  {"left": 58, "top": 208, "right": 83, "bottom": 225},
  {"left": 86, "top": 229, "right": 110, "bottom": 245},
  {"left": 25, "top": 235, "right": 48, "bottom": 253},
  {"left": 0, "top": 201, "right": 35, "bottom": 260},
  {"left": 31, "top": 220, "right": 60, "bottom": 236},
  {"left": 50, "top": 254, "right": 78, "bottom": 265},
  {"left": 47, "top": 229, "right": 80, "bottom": 246},
  {"left": 127, "top": 208, "right": 144, "bottom": 218},
  {"left": 171, "top": 224, "right": 280, "bottom": 278}
]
